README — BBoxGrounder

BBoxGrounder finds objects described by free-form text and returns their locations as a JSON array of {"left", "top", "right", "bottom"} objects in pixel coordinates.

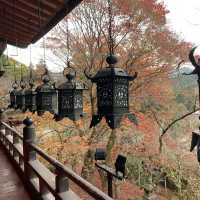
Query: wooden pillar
[
  {"left": 0, "top": 109, "right": 6, "bottom": 145},
  {"left": 13, "top": 133, "right": 20, "bottom": 162},
  {"left": 23, "top": 117, "right": 36, "bottom": 179},
  {"left": 55, "top": 166, "right": 69, "bottom": 200},
  {"left": 107, "top": 173, "right": 113, "bottom": 198},
  {"left": 0, "top": 122, "right": 5, "bottom": 142}
]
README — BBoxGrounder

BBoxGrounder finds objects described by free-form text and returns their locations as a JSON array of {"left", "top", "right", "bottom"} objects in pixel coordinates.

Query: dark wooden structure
[
  {"left": 0, "top": 0, "right": 83, "bottom": 47},
  {"left": 0, "top": 144, "right": 31, "bottom": 200},
  {"left": 0, "top": 119, "right": 112, "bottom": 200},
  {"left": 0, "top": 1, "right": 113, "bottom": 199}
]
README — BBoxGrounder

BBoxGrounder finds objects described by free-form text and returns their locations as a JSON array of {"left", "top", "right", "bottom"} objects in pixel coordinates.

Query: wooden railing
[{"left": 0, "top": 118, "right": 113, "bottom": 200}]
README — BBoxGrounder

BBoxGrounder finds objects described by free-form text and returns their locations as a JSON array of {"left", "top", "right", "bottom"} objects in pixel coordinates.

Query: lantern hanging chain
[
  {"left": 108, "top": 0, "right": 114, "bottom": 55},
  {"left": 43, "top": 37, "right": 46, "bottom": 68},
  {"left": 14, "top": 62, "right": 16, "bottom": 83},
  {"left": 38, "top": 0, "right": 46, "bottom": 69},
  {"left": 13, "top": 0, "right": 18, "bottom": 53},
  {"left": 0, "top": 52, "right": 2, "bottom": 70},
  {"left": 29, "top": 45, "right": 33, "bottom": 79},
  {"left": 66, "top": 18, "right": 70, "bottom": 67},
  {"left": 20, "top": 64, "right": 23, "bottom": 82}
]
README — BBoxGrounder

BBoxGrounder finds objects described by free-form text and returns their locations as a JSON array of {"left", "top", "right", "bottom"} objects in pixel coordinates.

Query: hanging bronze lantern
[
  {"left": 9, "top": 81, "right": 19, "bottom": 109},
  {"left": 25, "top": 79, "right": 37, "bottom": 113},
  {"left": 15, "top": 80, "right": 26, "bottom": 112},
  {"left": 54, "top": 67, "right": 86, "bottom": 121},
  {"left": 35, "top": 68, "right": 58, "bottom": 116},
  {"left": 85, "top": 55, "right": 137, "bottom": 129},
  {"left": 25, "top": 63, "right": 36, "bottom": 113},
  {"left": 84, "top": 0, "right": 138, "bottom": 129}
]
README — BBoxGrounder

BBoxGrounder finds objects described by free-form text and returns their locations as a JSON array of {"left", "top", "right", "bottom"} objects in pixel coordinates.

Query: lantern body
[
  {"left": 9, "top": 88, "right": 18, "bottom": 108},
  {"left": 15, "top": 89, "right": 26, "bottom": 111},
  {"left": 36, "top": 78, "right": 58, "bottom": 116},
  {"left": 91, "top": 67, "right": 134, "bottom": 129},
  {"left": 56, "top": 79, "right": 85, "bottom": 121},
  {"left": 25, "top": 89, "right": 37, "bottom": 112}
]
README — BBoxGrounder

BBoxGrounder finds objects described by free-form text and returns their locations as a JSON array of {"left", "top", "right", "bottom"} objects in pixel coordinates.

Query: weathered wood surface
[{"left": 0, "top": 145, "right": 31, "bottom": 200}]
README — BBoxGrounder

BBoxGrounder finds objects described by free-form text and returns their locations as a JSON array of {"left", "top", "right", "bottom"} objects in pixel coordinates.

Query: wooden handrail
[
  {"left": 0, "top": 120, "right": 113, "bottom": 200},
  {"left": 30, "top": 143, "right": 112, "bottom": 200},
  {"left": 1, "top": 121, "right": 23, "bottom": 140}
]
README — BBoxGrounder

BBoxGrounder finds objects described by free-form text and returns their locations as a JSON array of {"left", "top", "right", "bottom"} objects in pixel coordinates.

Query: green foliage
[
  {"left": 140, "top": 97, "right": 162, "bottom": 113},
  {"left": 126, "top": 156, "right": 162, "bottom": 188},
  {"left": 175, "top": 93, "right": 196, "bottom": 112},
  {"left": 0, "top": 54, "right": 29, "bottom": 80},
  {"left": 63, "top": 130, "right": 74, "bottom": 137}
]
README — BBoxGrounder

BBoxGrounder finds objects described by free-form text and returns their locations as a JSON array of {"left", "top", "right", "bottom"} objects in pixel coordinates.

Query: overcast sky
[
  {"left": 164, "top": 0, "right": 200, "bottom": 44},
  {"left": 7, "top": 0, "right": 200, "bottom": 72}
]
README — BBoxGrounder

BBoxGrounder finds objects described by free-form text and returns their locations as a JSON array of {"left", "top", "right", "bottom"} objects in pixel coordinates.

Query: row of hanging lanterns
[
  {"left": 9, "top": 64, "right": 86, "bottom": 121},
  {"left": 8, "top": 0, "right": 137, "bottom": 129}
]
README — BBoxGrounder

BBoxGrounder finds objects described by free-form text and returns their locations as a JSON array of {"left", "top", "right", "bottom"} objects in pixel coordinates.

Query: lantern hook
[
  {"left": 84, "top": 68, "right": 93, "bottom": 81},
  {"left": 12, "top": 81, "right": 18, "bottom": 89},
  {"left": 132, "top": 72, "right": 138, "bottom": 80},
  {"left": 41, "top": 67, "right": 50, "bottom": 83},
  {"left": 28, "top": 45, "right": 35, "bottom": 88},
  {"left": 63, "top": 64, "right": 76, "bottom": 81},
  {"left": 20, "top": 64, "right": 26, "bottom": 89}
]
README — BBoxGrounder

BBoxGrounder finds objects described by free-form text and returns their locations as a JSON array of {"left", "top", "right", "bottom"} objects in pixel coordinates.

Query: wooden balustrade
[{"left": 0, "top": 118, "right": 113, "bottom": 200}]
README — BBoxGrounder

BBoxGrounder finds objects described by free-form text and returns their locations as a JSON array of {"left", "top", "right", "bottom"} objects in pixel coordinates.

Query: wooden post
[
  {"left": 0, "top": 109, "right": 6, "bottom": 145},
  {"left": 23, "top": 117, "right": 36, "bottom": 179},
  {"left": 107, "top": 173, "right": 113, "bottom": 198},
  {"left": 55, "top": 165, "right": 69, "bottom": 200},
  {"left": 0, "top": 122, "right": 5, "bottom": 142},
  {"left": 39, "top": 179, "right": 49, "bottom": 198},
  {"left": 13, "top": 134, "right": 20, "bottom": 162}
]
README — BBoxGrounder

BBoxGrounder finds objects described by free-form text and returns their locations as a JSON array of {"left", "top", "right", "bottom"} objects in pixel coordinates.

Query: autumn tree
[{"left": 47, "top": 0, "right": 190, "bottom": 190}]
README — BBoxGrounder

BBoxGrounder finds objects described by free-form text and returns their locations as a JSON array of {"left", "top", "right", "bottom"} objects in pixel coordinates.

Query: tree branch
[{"left": 160, "top": 107, "right": 200, "bottom": 137}]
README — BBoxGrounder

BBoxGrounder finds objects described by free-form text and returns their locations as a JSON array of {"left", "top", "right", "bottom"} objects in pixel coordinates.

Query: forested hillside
[{"left": 1, "top": 0, "right": 200, "bottom": 199}]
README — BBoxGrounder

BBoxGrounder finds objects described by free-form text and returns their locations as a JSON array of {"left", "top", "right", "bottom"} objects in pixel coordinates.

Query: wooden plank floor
[{"left": 0, "top": 145, "right": 31, "bottom": 200}]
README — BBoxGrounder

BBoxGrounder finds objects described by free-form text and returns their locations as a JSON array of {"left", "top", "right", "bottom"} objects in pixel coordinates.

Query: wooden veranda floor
[{"left": 0, "top": 145, "right": 31, "bottom": 200}]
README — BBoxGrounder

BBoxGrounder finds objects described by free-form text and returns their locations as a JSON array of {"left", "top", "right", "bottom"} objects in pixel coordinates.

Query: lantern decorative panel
[
  {"left": 15, "top": 80, "right": 26, "bottom": 112},
  {"left": 86, "top": 55, "right": 137, "bottom": 129},
  {"left": 35, "top": 69, "right": 58, "bottom": 116},
  {"left": 25, "top": 79, "right": 37, "bottom": 113},
  {"left": 9, "top": 81, "right": 18, "bottom": 109},
  {"left": 55, "top": 69, "right": 86, "bottom": 121}
]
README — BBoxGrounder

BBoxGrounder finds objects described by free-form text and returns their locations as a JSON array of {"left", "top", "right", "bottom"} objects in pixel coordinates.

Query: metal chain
[
  {"left": 14, "top": 61, "right": 16, "bottom": 83},
  {"left": 43, "top": 37, "right": 46, "bottom": 67},
  {"left": 29, "top": 45, "right": 33, "bottom": 79},
  {"left": 66, "top": 17, "right": 70, "bottom": 67},
  {"left": 38, "top": 0, "right": 46, "bottom": 68},
  {"left": 108, "top": 0, "right": 114, "bottom": 55}
]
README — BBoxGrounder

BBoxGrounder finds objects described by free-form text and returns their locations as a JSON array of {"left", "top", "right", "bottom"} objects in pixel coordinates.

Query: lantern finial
[{"left": 106, "top": 54, "right": 118, "bottom": 66}]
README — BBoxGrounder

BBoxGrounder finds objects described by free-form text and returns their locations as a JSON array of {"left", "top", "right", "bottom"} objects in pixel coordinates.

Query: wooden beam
[
  {"left": 43, "top": 0, "right": 64, "bottom": 8},
  {"left": 0, "top": 23, "right": 33, "bottom": 43},
  {"left": 0, "top": 21, "right": 35, "bottom": 39},
  {"left": 0, "top": 36, "right": 28, "bottom": 48},
  {"left": 17, "top": 0, "right": 57, "bottom": 16},
  {"left": 0, "top": 0, "right": 82, "bottom": 47},
  {"left": 32, "top": 0, "right": 83, "bottom": 44},
  {"left": 0, "top": 0, "right": 48, "bottom": 21},
  {"left": 0, "top": 16, "right": 38, "bottom": 34},
  {"left": 0, "top": 7, "right": 40, "bottom": 27}
]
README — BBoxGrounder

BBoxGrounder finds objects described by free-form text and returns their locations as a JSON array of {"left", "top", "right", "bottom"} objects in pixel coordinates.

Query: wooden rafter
[{"left": 0, "top": 0, "right": 83, "bottom": 48}]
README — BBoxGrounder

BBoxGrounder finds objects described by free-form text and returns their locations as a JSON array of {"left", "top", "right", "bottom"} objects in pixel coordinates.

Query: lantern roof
[
  {"left": 57, "top": 80, "right": 85, "bottom": 90},
  {"left": 0, "top": 0, "right": 82, "bottom": 48},
  {"left": 58, "top": 70, "right": 86, "bottom": 90},
  {"left": 92, "top": 67, "right": 134, "bottom": 81},
  {"left": 35, "top": 80, "right": 55, "bottom": 92}
]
